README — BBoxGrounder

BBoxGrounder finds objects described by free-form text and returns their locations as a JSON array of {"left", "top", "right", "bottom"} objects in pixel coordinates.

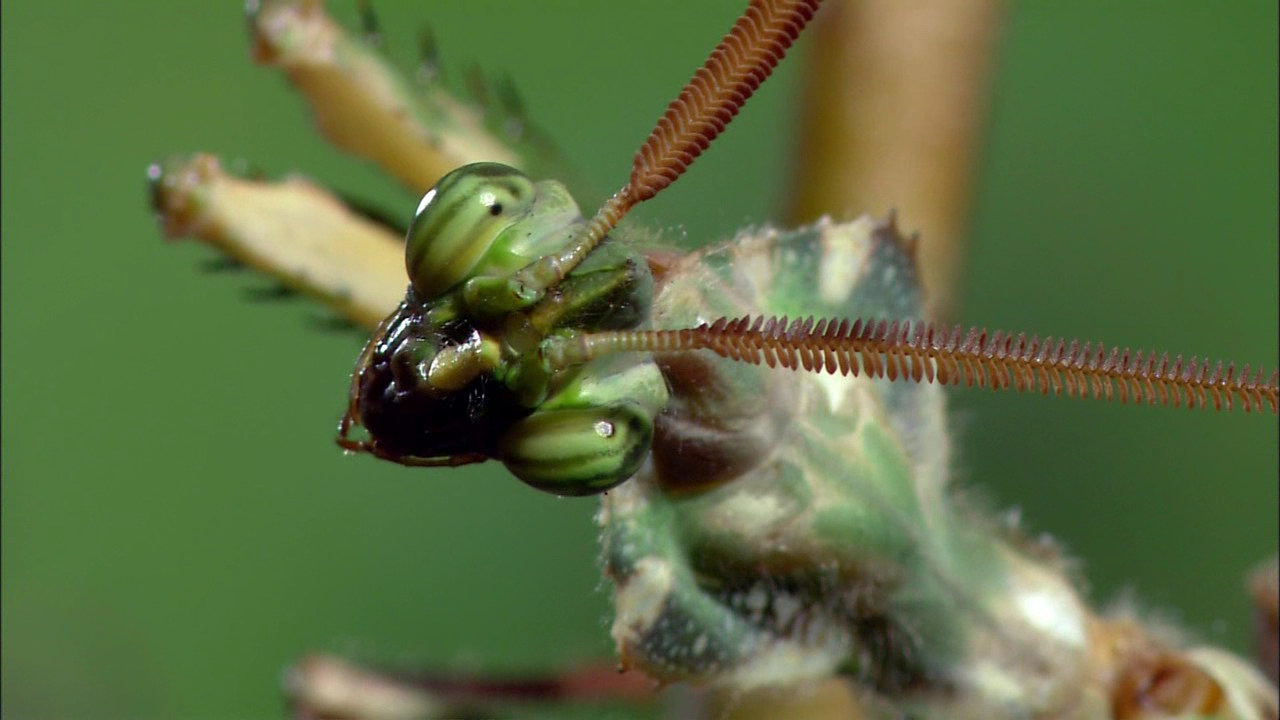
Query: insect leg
[{"left": 284, "top": 653, "right": 656, "bottom": 719}]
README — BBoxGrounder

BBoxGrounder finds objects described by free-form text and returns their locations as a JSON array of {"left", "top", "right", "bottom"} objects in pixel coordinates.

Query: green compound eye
[
  {"left": 406, "top": 163, "right": 536, "bottom": 297},
  {"left": 498, "top": 404, "right": 654, "bottom": 497}
]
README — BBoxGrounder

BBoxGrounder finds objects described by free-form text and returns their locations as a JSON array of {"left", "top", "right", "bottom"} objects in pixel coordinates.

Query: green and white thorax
[{"left": 605, "top": 216, "right": 1096, "bottom": 716}]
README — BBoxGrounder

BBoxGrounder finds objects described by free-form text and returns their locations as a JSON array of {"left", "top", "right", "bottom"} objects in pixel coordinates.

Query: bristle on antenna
[
  {"left": 514, "top": 0, "right": 822, "bottom": 296},
  {"left": 545, "top": 315, "right": 1279, "bottom": 413},
  {"left": 627, "top": 0, "right": 822, "bottom": 203}
]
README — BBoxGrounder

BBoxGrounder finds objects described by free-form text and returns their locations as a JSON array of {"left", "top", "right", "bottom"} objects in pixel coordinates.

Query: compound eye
[
  {"left": 498, "top": 404, "right": 653, "bottom": 497},
  {"left": 406, "top": 162, "right": 536, "bottom": 297}
]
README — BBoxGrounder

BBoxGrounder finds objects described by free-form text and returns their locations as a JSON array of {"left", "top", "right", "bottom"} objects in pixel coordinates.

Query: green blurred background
[{"left": 2, "top": 2, "right": 1275, "bottom": 717}]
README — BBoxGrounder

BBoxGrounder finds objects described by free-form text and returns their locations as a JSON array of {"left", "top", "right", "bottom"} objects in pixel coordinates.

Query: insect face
[
  {"left": 341, "top": 296, "right": 519, "bottom": 464},
  {"left": 341, "top": 162, "right": 664, "bottom": 492},
  {"left": 342, "top": 163, "right": 567, "bottom": 466}
]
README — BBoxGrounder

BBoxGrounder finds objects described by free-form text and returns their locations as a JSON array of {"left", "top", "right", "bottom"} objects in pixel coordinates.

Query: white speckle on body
[
  {"left": 704, "top": 491, "right": 786, "bottom": 533},
  {"left": 813, "top": 372, "right": 859, "bottom": 414},
  {"left": 773, "top": 594, "right": 800, "bottom": 628},
  {"left": 1015, "top": 585, "right": 1086, "bottom": 648},
  {"left": 738, "top": 250, "right": 772, "bottom": 290},
  {"left": 1002, "top": 550, "right": 1088, "bottom": 650},
  {"left": 720, "top": 619, "right": 852, "bottom": 690},
  {"left": 612, "top": 557, "right": 675, "bottom": 643},
  {"left": 818, "top": 216, "right": 873, "bottom": 306},
  {"left": 958, "top": 660, "right": 1024, "bottom": 708}
]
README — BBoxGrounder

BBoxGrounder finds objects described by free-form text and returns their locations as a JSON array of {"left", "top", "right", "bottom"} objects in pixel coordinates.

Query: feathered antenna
[
  {"left": 546, "top": 315, "right": 1279, "bottom": 414},
  {"left": 511, "top": 0, "right": 824, "bottom": 298}
]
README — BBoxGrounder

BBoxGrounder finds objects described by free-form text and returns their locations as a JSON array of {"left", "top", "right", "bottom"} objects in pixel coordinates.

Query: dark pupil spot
[{"left": 489, "top": 203, "right": 503, "bottom": 216}]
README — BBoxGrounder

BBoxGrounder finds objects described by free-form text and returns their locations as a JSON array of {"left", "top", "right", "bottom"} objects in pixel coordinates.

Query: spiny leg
[
  {"left": 284, "top": 653, "right": 657, "bottom": 720},
  {"left": 247, "top": 0, "right": 558, "bottom": 193},
  {"left": 148, "top": 154, "right": 404, "bottom": 330}
]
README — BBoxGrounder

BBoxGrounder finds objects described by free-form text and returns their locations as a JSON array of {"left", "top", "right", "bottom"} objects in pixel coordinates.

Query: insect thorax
[{"left": 602, "top": 217, "right": 1094, "bottom": 713}]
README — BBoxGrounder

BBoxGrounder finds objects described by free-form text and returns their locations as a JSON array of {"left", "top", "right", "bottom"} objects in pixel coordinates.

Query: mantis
[{"left": 149, "top": 1, "right": 1280, "bottom": 717}]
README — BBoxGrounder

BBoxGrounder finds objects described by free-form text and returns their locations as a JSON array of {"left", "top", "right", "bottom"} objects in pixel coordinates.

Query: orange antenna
[
  {"left": 512, "top": 0, "right": 823, "bottom": 296},
  {"left": 546, "top": 315, "right": 1279, "bottom": 413}
]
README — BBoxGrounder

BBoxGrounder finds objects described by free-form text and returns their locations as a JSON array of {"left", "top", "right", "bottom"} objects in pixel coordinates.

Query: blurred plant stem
[
  {"left": 285, "top": 654, "right": 658, "bottom": 719},
  {"left": 787, "top": 0, "right": 1004, "bottom": 321},
  {"left": 284, "top": 654, "right": 867, "bottom": 720},
  {"left": 1252, "top": 558, "right": 1279, "bottom": 685}
]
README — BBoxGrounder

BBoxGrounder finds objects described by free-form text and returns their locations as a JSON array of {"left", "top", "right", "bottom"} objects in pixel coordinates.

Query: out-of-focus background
[{"left": 2, "top": 2, "right": 1275, "bottom": 717}]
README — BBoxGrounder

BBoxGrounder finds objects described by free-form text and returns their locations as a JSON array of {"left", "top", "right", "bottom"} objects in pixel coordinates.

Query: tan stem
[
  {"left": 250, "top": 0, "right": 521, "bottom": 193},
  {"left": 787, "top": 0, "right": 1004, "bottom": 320}
]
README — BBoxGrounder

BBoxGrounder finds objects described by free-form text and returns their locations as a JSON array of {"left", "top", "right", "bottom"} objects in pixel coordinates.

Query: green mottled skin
[{"left": 601, "top": 217, "right": 1095, "bottom": 715}]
